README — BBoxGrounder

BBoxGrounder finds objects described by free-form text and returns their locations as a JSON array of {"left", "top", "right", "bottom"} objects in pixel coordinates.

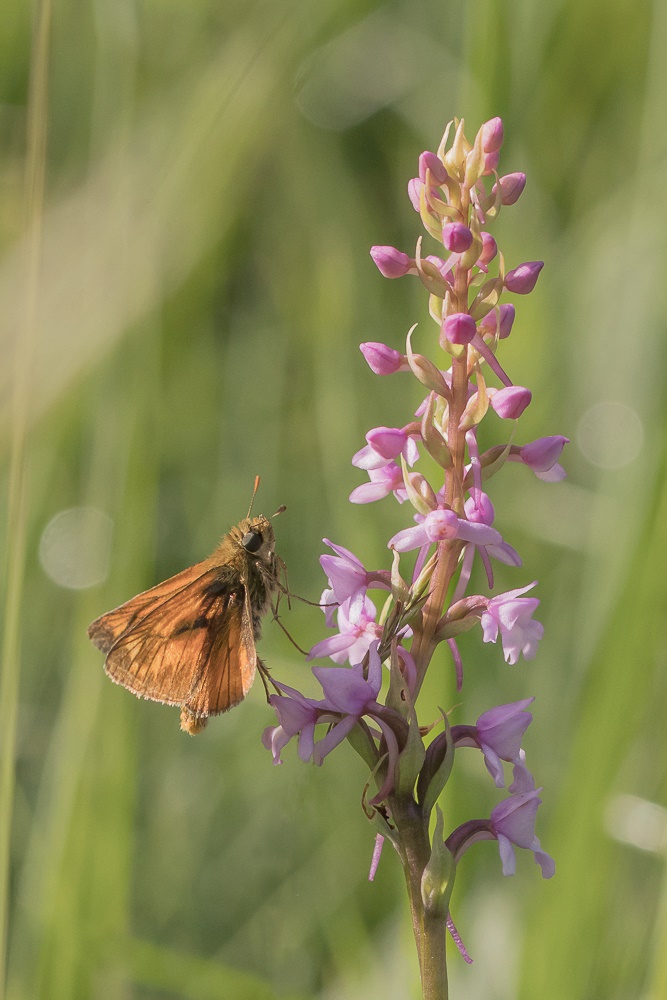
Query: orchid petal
[{"left": 312, "top": 714, "right": 358, "bottom": 764}]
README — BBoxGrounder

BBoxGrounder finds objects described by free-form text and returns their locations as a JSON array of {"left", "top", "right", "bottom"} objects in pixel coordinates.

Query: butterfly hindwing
[{"left": 183, "top": 585, "right": 258, "bottom": 718}]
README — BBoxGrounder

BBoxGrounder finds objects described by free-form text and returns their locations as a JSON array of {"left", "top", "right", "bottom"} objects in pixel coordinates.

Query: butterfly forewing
[
  {"left": 88, "top": 558, "right": 215, "bottom": 655},
  {"left": 100, "top": 567, "right": 237, "bottom": 705}
]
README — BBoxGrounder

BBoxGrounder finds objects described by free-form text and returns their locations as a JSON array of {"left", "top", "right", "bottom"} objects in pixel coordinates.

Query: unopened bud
[
  {"left": 481, "top": 117, "right": 504, "bottom": 154},
  {"left": 442, "top": 223, "right": 473, "bottom": 253},
  {"left": 498, "top": 303, "right": 516, "bottom": 337},
  {"left": 490, "top": 385, "right": 532, "bottom": 419},
  {"left": 360, "top": 342, "right": 408, "bottom": 375},
  {"left": 370, "top": 245, "right": 415, "bottom": 279},
  {"left": 480, "top": 304, "right": 516, "bottom": 339},
  {"left": 520, "top": 435, "right": 569, "bottom": 473},
  {"left": 419, "top": 151, "right": 448, "bottom": 185},
  {"left": 505, "top": 261, "right": 543, "bottom": 294},
  {"left": 464, "top": 491, "right": 495, "bottom": 524},
  {"left": 493, "top": 172, "right": 526, "bottom": 206},
  {"left": 408, "top": 177, "right": 422, "bottom": 212},
  {"left": 441, "top": 313, "right": 477, "bottom": 346},
  {"left": 483, "top": 150, "right": 500, "bottom": 175},
  {"left": 479, "top": 232, "right": 498, "bottom": 266}
]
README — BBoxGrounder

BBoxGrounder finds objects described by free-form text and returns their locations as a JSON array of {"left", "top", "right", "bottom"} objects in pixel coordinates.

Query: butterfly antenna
[{"left": 247, "top": 475, "right": 261, "bottom": 518}]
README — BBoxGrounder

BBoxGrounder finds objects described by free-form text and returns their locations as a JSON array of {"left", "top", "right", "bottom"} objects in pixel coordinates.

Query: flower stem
[
  {"left": 411, "top": 540, "right": 462, "bottom": 695},
  {"left": 390, "top": 796, "right": 448, "bottom": 999},
  {"left": 420, "top": 910, "right": 449, "bottom": 1000}
]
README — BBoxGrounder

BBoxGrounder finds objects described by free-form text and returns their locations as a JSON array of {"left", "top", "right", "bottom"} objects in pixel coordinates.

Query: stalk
[
  {"left": 390, "top": 795, "right": 448, "bottom": 999},
  {"left": 0, "top": 4, "right": 52, "bottom": 995}
]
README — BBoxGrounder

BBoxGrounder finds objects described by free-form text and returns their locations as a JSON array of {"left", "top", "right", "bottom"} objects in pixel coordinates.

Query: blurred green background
[{"left": 1, "top": 0, "right": 666, "bottom": 998}]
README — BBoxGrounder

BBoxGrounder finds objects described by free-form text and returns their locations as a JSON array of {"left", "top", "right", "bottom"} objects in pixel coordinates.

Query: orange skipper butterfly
[{"left": 88, "top": 479, "right": 284, "bottom": 734}]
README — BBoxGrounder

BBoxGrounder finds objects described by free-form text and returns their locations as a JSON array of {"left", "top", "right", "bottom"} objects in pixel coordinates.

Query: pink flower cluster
[{"left": 264, "top": 117, "right": 563, "bottom": 964}]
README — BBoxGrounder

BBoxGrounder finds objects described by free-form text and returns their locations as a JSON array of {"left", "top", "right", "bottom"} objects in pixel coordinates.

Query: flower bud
[
  {"left": 480, "top": 304, "right": 516, "bottom": 339},
  {"left": 483, "top": 150, "right": 500, "bottom": 175},
  {"left": 408, "top": 177, "right": 422, "bottom": 212},
  {"left": 441, "top": 312, "right": 477, "bottom": 346},
  {"left": 360, "top": 341, "right": 408, "bottom": 375},
  {"left": 490, "top": 386, "right": 532, "bottom": 419},
  {"left": 479, "top": 232, "right": 498, "bottom": 266},
  {"left": 419, "top": 151, "right": 448, "bottom": 185},
  {"left": 493, "top": 172, "right": 526, "bottom": 206},
  {"left": 520, "top": 435, "right": 569, "bottom": 473},
  {"left": 464, "top": 491, "right": 495, "bottom": 524},
  {"left": 505, "top": 261, "right": 543, "bottom": 294},
  {"left": 442, "top": 223, "right": 473, "bottom": 253},
  {"left": 481, "top": 116, "right": 504, "bottom": 153},
  {"left": 497, "top": 303, "right": 516, "bottom": 338},
  {"left": 370, "top": 245, "right": 414, "bottom": 279}
]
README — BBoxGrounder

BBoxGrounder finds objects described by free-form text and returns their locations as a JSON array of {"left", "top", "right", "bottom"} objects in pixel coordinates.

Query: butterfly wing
[
  {"left": 99, "top": 568, "right": 239, "bottom": 706},
  {"left": 183, "top": 584, "right": 258, "bottom": 719},
  {"left": 88, "top": 558, "right": 215, "bottom": 654}
]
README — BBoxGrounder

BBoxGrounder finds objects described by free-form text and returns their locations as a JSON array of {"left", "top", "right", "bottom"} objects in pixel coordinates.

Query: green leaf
[
  {"left": 420, "top": 807, "right": 456, "bottom": 917},
  {"left": 417, "top": 714, "right": 456, "bottom": 818}
]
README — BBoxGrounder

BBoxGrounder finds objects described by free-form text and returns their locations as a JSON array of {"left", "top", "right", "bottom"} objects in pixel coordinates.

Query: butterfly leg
[
  {"left": 257, "top": 658, "right": 282, "bottom": 701},
  {"left": 274, "top": 557, "right": 336, "bottom": 610},
  {"left": 269, "top": 599, "right": 309, "bottom": 656},
  {"left": 274, "top": 556, "right": 292, "bottom": 611}
]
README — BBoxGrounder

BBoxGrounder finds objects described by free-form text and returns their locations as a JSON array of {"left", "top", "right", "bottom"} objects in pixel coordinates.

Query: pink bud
[
  {"left": 370, "top": 245, "right": 414, "bottom": 279},
  {"left": 520, "top": 436, "right": 569, "bottom": 472},
  {"left": 360, "top": 342, "right": 408, "bottom": 375},
  {"left": 498, "top": 303, "right": 516, "bottom": 338},
  {"left": 494, "top": 172, "right": 526, "bottom": 206},
  {"left": 408, "top": 177, "right": 423, "bottom": 212},
  {"left": 491, "top": 386, "right": 532, "bottom": 419},
  {"left": 479, "top": 232, "right": 498, "bottom": 266},
  {"left": 442, "top": 313, "right": 477, "bottom": 345},
  {"left": 481, "top": 117, "right": 504, "bottom": 154},
  {"left": 442, "top": 223, "right": 473, "bottom": 253},
  {"left": 479, "top": 304, "right": 516, "bottom": 339},
  {"left": 419, "top": 151, "right": 448, "bottom": 185},
  {"left": 505, "top": 261, "right": 543, "bottom": 294},
  {"left": 464, "top": 492, "right": 495, "bottom": 524},
  {"left": 483, "top": 150, "right": 500, "bottom": 175}
]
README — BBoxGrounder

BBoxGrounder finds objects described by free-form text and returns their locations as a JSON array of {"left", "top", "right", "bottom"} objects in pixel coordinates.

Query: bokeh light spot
[
  {"left": 576, "top": 401, "right": 643, "bottom": 469},
  {"left": 295, "top": 11, "right": 417, "bottom": 131},
  {"left": 39, "top": 506, "right": 113, "bottom": 590},
  {"left": 605, "top": 794, "right": 667, "bottom": 854}
]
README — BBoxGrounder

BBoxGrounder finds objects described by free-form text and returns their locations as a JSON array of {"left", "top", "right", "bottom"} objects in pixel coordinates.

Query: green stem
[
  {"left": 0, "top": 4, "right": 52, "bottom": 996},
  {"left": 390, "top": 796, "right": 448, "bottom": 999},
  {"left": 420, "top": 911, "right": 449, "bottom": 1000}
]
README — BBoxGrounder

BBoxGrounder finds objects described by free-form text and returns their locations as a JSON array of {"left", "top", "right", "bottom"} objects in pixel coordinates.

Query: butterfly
[{"left": 88, "top": 483, "right": 284, "bottom": 734}]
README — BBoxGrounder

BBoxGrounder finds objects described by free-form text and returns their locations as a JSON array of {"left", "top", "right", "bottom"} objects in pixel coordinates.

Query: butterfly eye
[{"left": 242, "top": 531, "right": 263, "bottom": 553}]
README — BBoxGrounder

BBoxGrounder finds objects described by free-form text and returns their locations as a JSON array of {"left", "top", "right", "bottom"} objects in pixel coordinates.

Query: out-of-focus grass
[{"left": 1, "top": 1, "right": 666, "bottom": 998}]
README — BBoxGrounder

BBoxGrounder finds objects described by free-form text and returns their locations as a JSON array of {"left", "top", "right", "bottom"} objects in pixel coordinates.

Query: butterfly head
[{"left": 234, "top": 515, "right": 275, "bottom": 563}]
